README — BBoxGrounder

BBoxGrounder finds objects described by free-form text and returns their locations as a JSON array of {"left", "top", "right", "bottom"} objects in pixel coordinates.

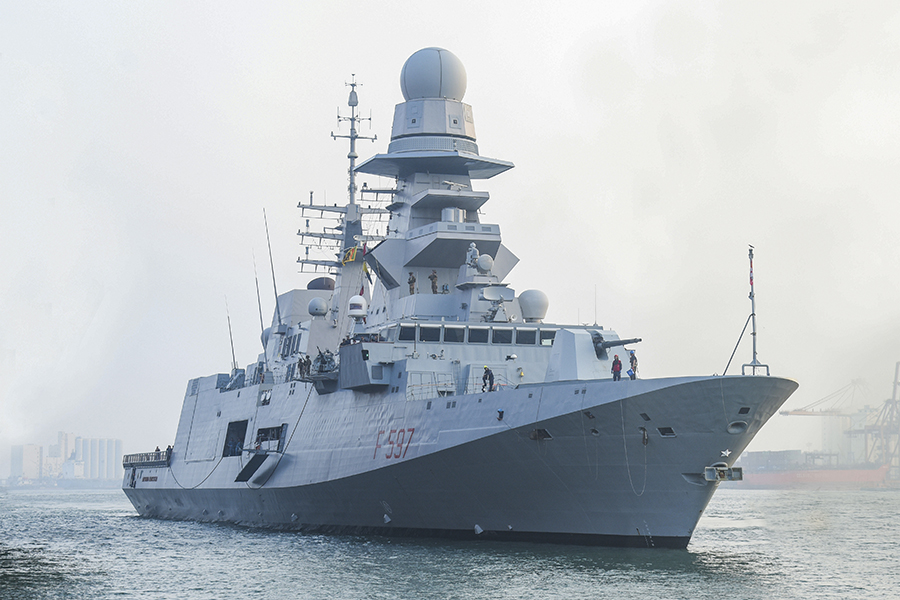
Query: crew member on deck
[
  {"left": 482, "top": 366, "right": 494, "bottom": 392},
  {"left": 408, "top": 272, "right": 416, "bottom": 295},
  {"left": 611, "top": 355, "right": 622, "bottom": 381},
  {"left": 629, "top": 350, "right": 638, "bottom": 380},
  {"left": 428, "top": 270, "right": 438, "bottom": 294}
]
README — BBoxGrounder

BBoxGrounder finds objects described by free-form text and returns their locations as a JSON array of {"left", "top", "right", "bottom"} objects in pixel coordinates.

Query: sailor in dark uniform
[{"left": 482, "top": 366, "right": 494, "bottom": 392}]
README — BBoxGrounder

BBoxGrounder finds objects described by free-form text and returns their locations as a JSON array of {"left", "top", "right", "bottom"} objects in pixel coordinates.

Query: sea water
[{"left": 1, "top": 487, "right": 898, "bottom": 599}]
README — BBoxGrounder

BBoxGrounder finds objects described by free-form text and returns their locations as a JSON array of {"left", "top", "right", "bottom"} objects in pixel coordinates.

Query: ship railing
[
  {"left": 465, "top": 373, "right": 516, "bottom": 395},
  {"left": 405, "top": 373, "right": 516, "bottom": 401},
  {"left": 405, "top": 374, "right": 457, "bottom": 402},
  {"left": 122, "top": 450, "right": 171, "bottom": 469}
]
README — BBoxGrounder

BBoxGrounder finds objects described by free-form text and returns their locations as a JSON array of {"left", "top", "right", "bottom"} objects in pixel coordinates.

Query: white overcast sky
[{"left": 3, "top": 1, "right": 900, "bottom": 476}]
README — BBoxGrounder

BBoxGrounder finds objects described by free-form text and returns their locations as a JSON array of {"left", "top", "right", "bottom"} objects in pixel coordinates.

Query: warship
[{"left": 122, "top": 47, "right": 798, "bottom": 548}]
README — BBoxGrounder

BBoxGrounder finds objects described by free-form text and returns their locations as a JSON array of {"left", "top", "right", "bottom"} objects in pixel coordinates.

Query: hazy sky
[{"left": 3, "top": 1, "right": 900, "bottom": 477}]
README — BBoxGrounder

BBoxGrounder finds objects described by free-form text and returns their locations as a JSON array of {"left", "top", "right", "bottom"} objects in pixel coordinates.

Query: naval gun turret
[{"left": 590, "top": 332, "right": 642, "bottom": 360}]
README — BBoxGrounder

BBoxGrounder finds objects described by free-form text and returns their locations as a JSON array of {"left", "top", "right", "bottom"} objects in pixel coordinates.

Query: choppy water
[{"left": 1, "top": 487, "right": 898, "bottom": 599}]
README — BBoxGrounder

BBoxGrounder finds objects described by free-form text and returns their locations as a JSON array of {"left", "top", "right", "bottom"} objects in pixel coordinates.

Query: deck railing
[{"left": 122, "top": 450, "right": 170, "bottom": 468}]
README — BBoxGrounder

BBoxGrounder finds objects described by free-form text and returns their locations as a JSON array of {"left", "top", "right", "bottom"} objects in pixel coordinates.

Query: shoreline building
[{"left": 8, "top": 432, "right": 123, "bottom": 484}]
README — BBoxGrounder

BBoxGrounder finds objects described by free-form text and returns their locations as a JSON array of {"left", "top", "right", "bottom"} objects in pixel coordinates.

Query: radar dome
[
  {"left": 308, "top": 297, "right": 328, "bottom": 317},
  {"left": 400, "top": 47, "right": 467, "bottom": 101},
  {"left": 476, "top": 254, "right": 493, "bottom": 274},
  {"left": 348, "top": 295, "right": 368, "bottom": 319},
  {"left": 518, "top": 290, "right": 549, "bottom": 323}
]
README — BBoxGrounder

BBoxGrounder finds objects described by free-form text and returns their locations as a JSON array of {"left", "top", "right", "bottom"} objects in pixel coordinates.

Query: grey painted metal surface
[{"left": 123, "top": 47, "right": 798, "bottom": 547}]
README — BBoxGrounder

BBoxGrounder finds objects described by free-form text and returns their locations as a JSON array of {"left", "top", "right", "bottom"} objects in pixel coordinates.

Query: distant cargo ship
[
  {"left": 733, "top": 456, "right": 890, "bottom": 490},
  {"left": 731, "top": 366, "right": 900, "bottom": 490}
]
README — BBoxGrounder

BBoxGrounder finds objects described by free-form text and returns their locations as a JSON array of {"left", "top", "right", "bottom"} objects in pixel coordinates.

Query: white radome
[
  {"left": 400, "top": 47, "right": 467, "bottom": 101},
  {"left": 348, "top": 295, "right": 368, "bottom": 319},
  {"left": 518, "top": 289, "right": 549, "bottom": 323},
  {"left": 308, "top": 297, "right": 328, "bottom": 317}
]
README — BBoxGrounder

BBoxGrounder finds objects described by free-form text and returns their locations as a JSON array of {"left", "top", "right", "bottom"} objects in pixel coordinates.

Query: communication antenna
[
  {"left": 224, "top": 295, "right": 238, "bottom": 373},
  {"left": 741, "top": 245, "right": 769, "bottom": 375},
  {"left": 331, "top": 74, "right": 377, "bottom": 206},
  {"left": 252, "top": 251, "right": 269, "bottom": 371},
  {"left": 263, "top": 208, "right": 283, "bottom": 326},
  {"left": 723, "top": 245, "right": 770, "bottom": 376}
]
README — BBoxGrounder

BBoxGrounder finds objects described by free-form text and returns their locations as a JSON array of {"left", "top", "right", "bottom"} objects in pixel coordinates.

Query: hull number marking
[{"left": 374, "top": 428, "right": 415, "bottom": 459}]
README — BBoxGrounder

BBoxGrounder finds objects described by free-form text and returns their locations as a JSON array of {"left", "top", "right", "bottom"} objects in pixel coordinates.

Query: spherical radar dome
[
  {"left": 308, "top": 297, "right": 328, "bottom": 317},
  {"left": 400, "top": 47, "right": 467, "bottom": 101}
]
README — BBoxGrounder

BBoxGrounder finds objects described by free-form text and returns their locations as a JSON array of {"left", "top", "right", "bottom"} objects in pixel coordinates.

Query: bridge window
[
  {"left": 222, "top": 420, "right": 248, "bottom": 457},
  {"left": 399, "top": 326, "right": 416, "bottom": 341},
  {"left": 419, "top": 326, "right": 441, "bottom": 342},
  {"left": 491, "top": 328, "right": 513, "bottom": 344},
  {"left": 539, "top": 329, "right": 557, "bottom": 346},
  {"left": 515, "top": 329, "right": 536, "bottom": 345},
  {"left": 468, "top": 327, "right": 489, "bottom": 343},
  {"left": 443, "top": 326, "right": 465, "bottom": 343}
]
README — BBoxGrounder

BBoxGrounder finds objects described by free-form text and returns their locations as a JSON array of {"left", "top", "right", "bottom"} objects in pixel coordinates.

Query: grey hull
[{"left": 124, "top": 375, "right": 796, "bottom": 548}]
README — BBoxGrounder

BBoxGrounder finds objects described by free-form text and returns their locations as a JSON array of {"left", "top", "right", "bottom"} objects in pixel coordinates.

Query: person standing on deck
[
  {"left": 482, "top": 366, "right": 495, "bottom": 392},
  {"left": 611, "top": 355, "right": 622, "bottom": 381},
  {"left": 408, "top": 272, "right": 416, "bottom": 295},
  {"left": 629, "top": 350, "right": 638, "bottom": 380},
  {"left": 428, "top": 270, "right": 438, "bottom": 294}
]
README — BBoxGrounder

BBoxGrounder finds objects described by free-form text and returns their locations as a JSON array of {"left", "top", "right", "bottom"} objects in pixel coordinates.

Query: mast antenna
[
  {"left": 331, "top": 74, "right": 377, "bottom": 206},
  {"left": 224, "top": 295, "right": 238, "bottom": 373},
  {"left": 252, "top": 251, "right": 269, "bottom": 371},
  {"left": 741, "top": 245, "right": 769, "bottom": 376},
  {"left": 263, "top": 208, "right": 283, "bottom": 326}
]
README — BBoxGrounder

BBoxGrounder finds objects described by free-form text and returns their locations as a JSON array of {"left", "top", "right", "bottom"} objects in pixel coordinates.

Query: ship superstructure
[{"left": 122, "top": 48, "right": 798, "bottom": 548}]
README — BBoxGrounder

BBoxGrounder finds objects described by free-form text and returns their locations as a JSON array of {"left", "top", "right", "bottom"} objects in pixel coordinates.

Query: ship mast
[
  {"left": 327, "top": 77, "right": 378, "bottom": 341},
  {"left": 742, "top": 245, "right": 769, "bottom": 376},
  {"left": 331, "top": 75, "right": 376, "bottom": 245}
]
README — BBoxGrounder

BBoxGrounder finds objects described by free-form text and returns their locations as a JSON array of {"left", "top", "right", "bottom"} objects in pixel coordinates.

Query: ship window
[
  {"left": 465, "top": 225, "right": 476, "bottom": 231},
  {"left": 657, "top": 427, "right": 676, "bottom": 438},
  {"left": 491, "top": 328, "right": 513, "bottom": 344},
  {"left": 468, "top": 327, "right": 489, "bottom": 343},
  {"left": 515, "top": 329, "right": 536, "bottom": 345},
  {"left": 222, "top": 420, "right": 248, "bottom": 457},
  {"left": 399, "top": 326, "right": 416, "bottom": 341},
  {"left": 419, "top": 326, "right": 441, "bottom": 342},
  {"left": 255, "top": 424, "right": 287, "bottom": 453},
  {"left": 539, "top": 329, "right": 558, "bottom": 346},
  {"left": 444, "top": 326, "right": 465, "bottom": 343},
  {"left": 738, "top": 406, "right": 751, "bottom": 415}
]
